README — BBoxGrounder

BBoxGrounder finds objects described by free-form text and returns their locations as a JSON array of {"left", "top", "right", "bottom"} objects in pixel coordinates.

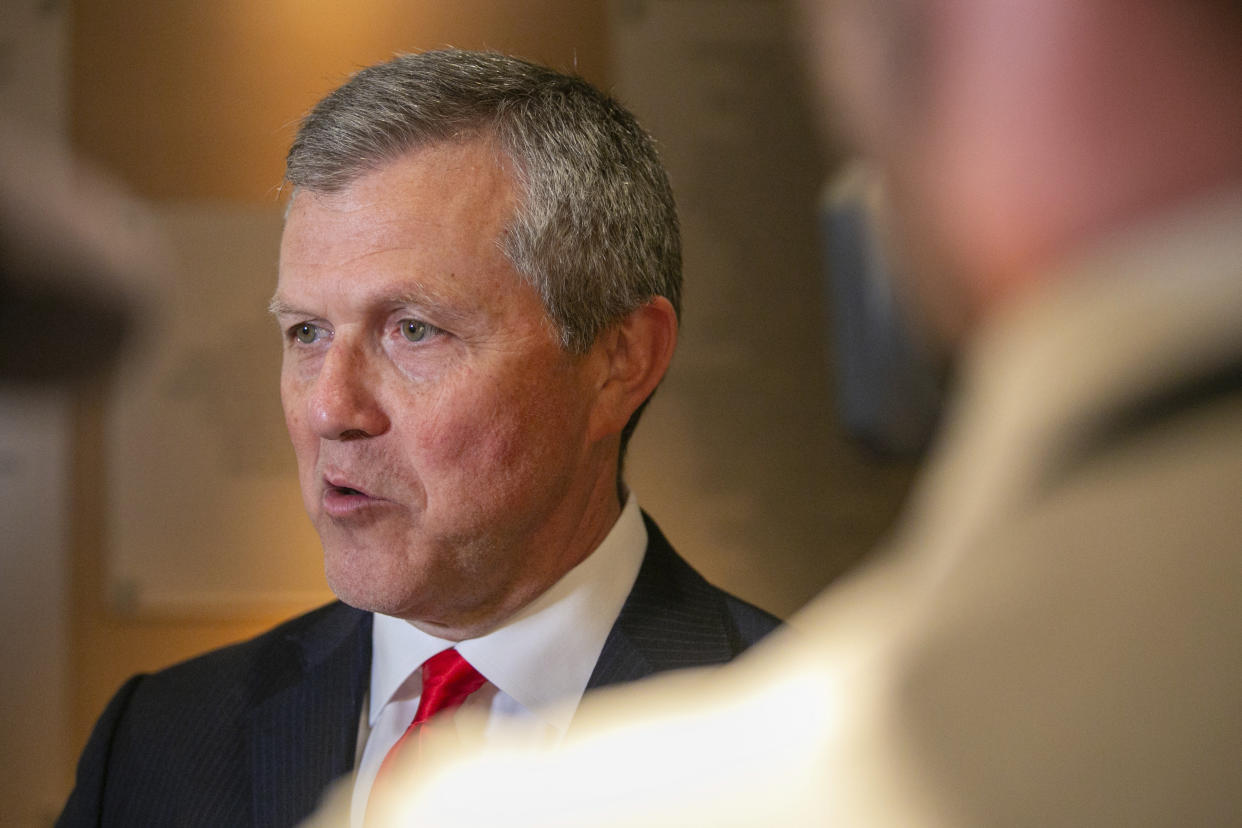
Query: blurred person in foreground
[
  {"left": 361, "top": 1, "right": 1242, "bottom": 825},
  {"left": 57, "top": 50, "right": 778, "bottom": 828}
]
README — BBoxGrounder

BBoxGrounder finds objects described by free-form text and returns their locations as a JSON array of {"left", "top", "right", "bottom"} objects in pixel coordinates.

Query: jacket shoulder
[
  {"left": 138, "top": 600, "right": 369, "bottom": 699},
  {"left": 57, "top": 602, "right": 369, "bottom": 828},
  {"left": 586, "top": 513, "right": 779, "bottom": 689},
  {"left": 641, "top": 512, "right": 780, "bottom": 643},
  {"left": 721, "top": 592, "right": 782, "bottom": 647}
]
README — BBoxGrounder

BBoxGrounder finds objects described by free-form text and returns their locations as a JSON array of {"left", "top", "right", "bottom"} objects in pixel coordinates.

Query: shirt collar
[{"left": 369, "top": 493, "right": 648, "bottom": 734}]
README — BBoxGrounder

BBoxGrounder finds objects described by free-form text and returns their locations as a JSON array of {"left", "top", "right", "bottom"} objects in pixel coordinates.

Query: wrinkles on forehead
[{"left": 267, "top": 282, "right": 481, "bottom": 330}]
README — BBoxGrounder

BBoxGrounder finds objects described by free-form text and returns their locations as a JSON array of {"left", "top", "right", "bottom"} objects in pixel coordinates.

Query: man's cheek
[
  {"left": 278, "top": 406, "right": 311, "bottom": 473},
  {"left": 420, "top": 417, "right": 526, "bottom": 480},
  {"left": 415, "top": 384, "right": 523, "bottom": 462}
]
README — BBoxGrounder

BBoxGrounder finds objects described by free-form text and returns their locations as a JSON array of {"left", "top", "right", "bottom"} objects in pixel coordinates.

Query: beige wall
[{"left": 71, "top": 0, "right": 609, "bottom": 201}]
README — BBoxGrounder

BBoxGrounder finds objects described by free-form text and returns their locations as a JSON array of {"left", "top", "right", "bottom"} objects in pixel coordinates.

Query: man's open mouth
[{"left": 324, "top": 476, "right": 372, "bottom": 499}]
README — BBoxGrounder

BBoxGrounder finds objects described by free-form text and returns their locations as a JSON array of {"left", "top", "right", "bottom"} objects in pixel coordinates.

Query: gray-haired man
[{"left": 58, "top": 50, "right": 777, "bottom": 828}]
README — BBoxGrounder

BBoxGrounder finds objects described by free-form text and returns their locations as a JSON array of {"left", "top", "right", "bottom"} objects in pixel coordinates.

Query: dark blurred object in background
[
  {"left": 822, "top": 163, "right": 943, "bottom": 457},
  {"left": 0, "top": 118, "right": 153, "bottom": 384}
]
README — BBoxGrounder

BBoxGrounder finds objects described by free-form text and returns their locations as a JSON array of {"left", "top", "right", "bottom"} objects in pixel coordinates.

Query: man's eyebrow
[
  {"left": 267, "top": 297, "right": 300, "bottom": 317},
  {"left": 388, "top": 287, "right": 476, "bottom": 325},
  {"left": 265, "top": 287, "right": 478, "bottom": 323}
]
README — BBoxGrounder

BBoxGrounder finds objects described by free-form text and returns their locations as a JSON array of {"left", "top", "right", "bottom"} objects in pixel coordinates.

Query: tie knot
[
  {"left": 366, "top": 650, "right": 487, "bottom": 825},
  {"left": 413, "top": 649, "right": 487, "bottom": 727}
]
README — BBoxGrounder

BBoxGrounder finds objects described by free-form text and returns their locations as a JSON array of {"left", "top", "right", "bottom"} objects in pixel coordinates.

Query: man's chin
[
  {"left": 324, "top": 558, "right": 451, "bottom": 625},
  {"left": 327, "top": 570, "right": 511, "bottom": 642},
  {"left": 327, "top": 576, "right": 394, "bottom": 612},
  {"left": 324, "top": 554, "right": 418, "bottom": 617}
]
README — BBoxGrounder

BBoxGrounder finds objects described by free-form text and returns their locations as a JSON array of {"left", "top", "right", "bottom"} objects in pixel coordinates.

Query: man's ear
[{"left": 588, "top": 296, "right": 678, "bottom": 441}]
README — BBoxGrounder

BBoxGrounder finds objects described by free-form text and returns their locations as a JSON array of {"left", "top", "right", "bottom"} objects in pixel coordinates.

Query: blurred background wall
[{"left": 0, "top": 1, "right": 917, "bottom": 823}]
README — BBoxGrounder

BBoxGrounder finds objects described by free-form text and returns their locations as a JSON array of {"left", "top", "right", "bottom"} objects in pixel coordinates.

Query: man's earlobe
[{"left": 589, "top": 297, "right": 678, "bottom": 440}]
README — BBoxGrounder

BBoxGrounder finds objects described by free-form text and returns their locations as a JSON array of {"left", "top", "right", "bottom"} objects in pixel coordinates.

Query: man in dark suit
[{"left": 57, "top": 50, "right": 777, "bottom": 828}]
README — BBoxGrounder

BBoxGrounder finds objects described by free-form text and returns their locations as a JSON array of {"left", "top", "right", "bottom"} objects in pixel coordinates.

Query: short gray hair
[{"left": 285, "top": 49, "right": 682, "bottom": 357}]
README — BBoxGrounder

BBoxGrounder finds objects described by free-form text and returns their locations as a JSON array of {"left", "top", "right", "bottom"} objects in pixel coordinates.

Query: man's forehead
[
  {"left": 279, "top": 196, "right": 449, "bottom": 268},
  {"left": 280, "top": 143, "right": 516, "bottom": 259},
  {"left": 272, "top": 202, "right": 519, "bottom": 305},
  {"left": 295, "top": 137, "right": 515, "bottom": 214}
]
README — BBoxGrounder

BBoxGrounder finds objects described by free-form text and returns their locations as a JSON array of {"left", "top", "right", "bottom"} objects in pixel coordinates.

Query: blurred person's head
[
  {"left": 272, "top": 50, "right": 680, "bottom": 639},
  {"left": 801, "top": 0, "right": 1242, "bottom": 341}
]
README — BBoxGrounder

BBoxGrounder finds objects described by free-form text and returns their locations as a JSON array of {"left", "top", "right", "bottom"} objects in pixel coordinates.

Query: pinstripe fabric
[
  {"left": 58, "top": 515, "right": 777, "bottom": 827},
  {"left": 58, "top": 603, "right": 371, "bottom": 828},
  {"left": 586, "top": 514, "right": 779, "bottom": 690}
]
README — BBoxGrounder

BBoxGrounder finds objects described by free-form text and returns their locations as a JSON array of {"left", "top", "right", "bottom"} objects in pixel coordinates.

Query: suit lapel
[
  {"left": 586, "top": 513, "right": 737, "bottom": 690},
  {"left": 247, "top": 604, "right": 371, "bottom": 827}
]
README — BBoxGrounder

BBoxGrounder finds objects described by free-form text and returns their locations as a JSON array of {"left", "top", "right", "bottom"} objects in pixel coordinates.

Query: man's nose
[{"left": 307, "top": 342, "right": 390, "bottom": 440}]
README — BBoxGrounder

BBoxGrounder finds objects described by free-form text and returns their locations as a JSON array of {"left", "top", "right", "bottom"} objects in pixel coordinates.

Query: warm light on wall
[{"left": 70, "top": 0, "right": 609, "bottom": 202}]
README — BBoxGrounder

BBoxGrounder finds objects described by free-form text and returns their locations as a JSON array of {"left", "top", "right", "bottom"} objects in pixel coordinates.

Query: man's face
[{"left": 273, "top": 140, "right": 616, "bottom": 637}]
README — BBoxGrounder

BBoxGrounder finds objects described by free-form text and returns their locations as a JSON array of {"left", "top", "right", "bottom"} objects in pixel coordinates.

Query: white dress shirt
[{"left": 348, "top": 494, "right": 648, "bottom": 827}]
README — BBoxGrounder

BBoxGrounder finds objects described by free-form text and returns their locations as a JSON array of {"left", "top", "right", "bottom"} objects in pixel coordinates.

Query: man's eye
[
  {"left": 293, "top": 323, "right": 320, "bottom": 344},
  {"left": 400, "top": 319, "right": 430, "bottom": 342}
]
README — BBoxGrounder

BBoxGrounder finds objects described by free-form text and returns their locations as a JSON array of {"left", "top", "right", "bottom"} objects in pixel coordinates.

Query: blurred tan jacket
[
  {"left": 818, "top": 190, "right": 1242, "bottom": 826},
  {"left": 371, "top": 192, "right": 1242, "bottom": 827}
]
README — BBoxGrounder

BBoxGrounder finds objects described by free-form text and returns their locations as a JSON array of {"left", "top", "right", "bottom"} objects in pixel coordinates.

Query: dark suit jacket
[{"left": 58, "top": 515, "right": 778, "bottom": 827}]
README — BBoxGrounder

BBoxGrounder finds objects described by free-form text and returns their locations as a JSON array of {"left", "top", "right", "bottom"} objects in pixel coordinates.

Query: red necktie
[{"left": 374, "top": 648, "right": 487, "bottom": 783}]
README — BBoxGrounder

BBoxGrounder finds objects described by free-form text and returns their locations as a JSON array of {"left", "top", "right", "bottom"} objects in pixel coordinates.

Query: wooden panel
[{"left": 70, "top": 0, "right": 609, "bottom": 201}]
